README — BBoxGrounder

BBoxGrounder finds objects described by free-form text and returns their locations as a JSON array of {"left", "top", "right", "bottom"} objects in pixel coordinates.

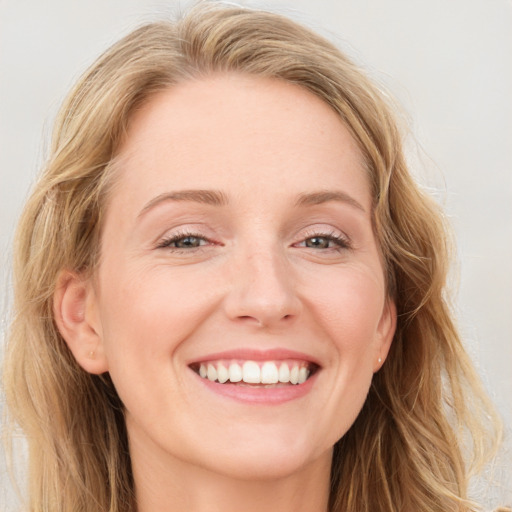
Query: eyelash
[
  {"left": 156, "top": 230, "right": 351, "bottom": 252},
  {"left": 156, "top": 231, "right": 212, "bottom": 250},
  {"left": 295, "top": 231, "right": 352, "bottom": 251}
]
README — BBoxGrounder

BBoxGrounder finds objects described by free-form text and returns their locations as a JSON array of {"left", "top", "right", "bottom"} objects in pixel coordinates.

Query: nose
[{"left": 223, "top": 248, "right": 302, "bottom": 328}]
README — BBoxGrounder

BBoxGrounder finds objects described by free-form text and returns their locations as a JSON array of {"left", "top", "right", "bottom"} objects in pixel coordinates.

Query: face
[{"left": 84, "top": 74, "right": 395, "bottom": 481}]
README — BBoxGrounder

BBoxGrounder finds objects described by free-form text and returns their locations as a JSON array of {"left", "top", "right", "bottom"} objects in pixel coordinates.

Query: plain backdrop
[{"left": 1, "top": 0, "right": 511, "bottom": 508}]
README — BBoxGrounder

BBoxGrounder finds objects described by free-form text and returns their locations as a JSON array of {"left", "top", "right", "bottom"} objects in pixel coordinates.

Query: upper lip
[{"left": 188, "top": 348, "right": 322, "bottom": 367}]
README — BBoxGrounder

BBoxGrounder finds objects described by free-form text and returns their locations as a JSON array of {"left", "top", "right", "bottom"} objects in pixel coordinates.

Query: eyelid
[
  {"left": 291, "top": 226, "right": 353, "bottom": 253},
  {"left": 153, "top": 224, "right": 351, "bottom": 251},
  {"left": 155, "top": 229, "right": 216, "bottom": 250},
  {"left": 299, "top": 225, "right": 351, "bottom": 242}
]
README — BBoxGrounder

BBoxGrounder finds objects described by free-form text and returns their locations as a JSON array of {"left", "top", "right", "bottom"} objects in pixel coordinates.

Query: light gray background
[{"left": 1, "top": 0, "right": 511, "bottom": 509}]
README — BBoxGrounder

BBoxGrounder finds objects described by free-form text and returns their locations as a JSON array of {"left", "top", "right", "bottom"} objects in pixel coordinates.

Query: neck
[{"left": 131, "top": 440, "right": 332, "bottom": 512}]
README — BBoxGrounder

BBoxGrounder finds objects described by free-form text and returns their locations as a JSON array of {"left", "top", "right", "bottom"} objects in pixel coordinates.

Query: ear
[
  {"left": 53, "top": 270, "right": 108, "bottom": 374},
  {"left": 373, "top": 297, "right": 397, "bottom": 373}
]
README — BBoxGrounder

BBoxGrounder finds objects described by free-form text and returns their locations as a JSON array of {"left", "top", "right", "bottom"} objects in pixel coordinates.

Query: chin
[{"left": 192, "top": 428, "right": 333, "bottom": 482}]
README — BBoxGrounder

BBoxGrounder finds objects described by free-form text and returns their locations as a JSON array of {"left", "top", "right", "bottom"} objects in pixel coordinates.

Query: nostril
[
  {"left": 236, "top": 313, "right": 295, "bottom": 327},
  {"left": 236, "top": 315, "right": 262, "bottom": 325}
]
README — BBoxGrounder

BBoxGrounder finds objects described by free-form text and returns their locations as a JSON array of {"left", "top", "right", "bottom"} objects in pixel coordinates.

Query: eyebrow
[
  {"left": 138, "top": 189, "right": 228, "bottom": 218},
  {"left": 295, "top": 191, "right": 366, "bottom": 212},
  {"left": 138, "top": 188, "right": 366, "bottom": 218}
]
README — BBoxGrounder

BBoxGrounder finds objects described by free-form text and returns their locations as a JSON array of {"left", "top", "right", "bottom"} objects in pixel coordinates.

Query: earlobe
[
  {"left": 53, "top": 270, "right": 108, "bottom": 375},
  {"left": 374, "top": 298, "right": 397, "bottom": 372}
]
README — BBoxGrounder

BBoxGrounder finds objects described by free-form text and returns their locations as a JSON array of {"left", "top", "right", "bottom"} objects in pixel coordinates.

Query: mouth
[{"left": 189, "top": 359, "right": 319, "bottom": 387}]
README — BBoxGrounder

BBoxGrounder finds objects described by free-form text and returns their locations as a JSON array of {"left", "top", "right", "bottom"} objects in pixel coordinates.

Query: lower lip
[{"left": 193, "top": 371, "right": 318, "bottom": 405}]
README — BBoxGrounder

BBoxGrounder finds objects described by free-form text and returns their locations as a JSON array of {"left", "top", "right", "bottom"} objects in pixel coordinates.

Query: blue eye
[
  {"left": 304, "top": 236, "right": 333, "bottom": 249},
  {"left": 157, "top": 233, "right": 208, "bottom": 249},
  {"left": 300, "top": 233, "right": 351, "bottom": 250}
]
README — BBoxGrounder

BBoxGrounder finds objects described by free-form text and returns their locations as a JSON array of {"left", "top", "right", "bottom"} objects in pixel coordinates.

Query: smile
[{"left": 191, "top": 359, "right": 318, "bottom": 386}]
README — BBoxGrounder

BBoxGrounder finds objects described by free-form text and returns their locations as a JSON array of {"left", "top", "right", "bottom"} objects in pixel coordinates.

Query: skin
[{"left": 55, "top": 74, "right": 396, "bottom": 512}]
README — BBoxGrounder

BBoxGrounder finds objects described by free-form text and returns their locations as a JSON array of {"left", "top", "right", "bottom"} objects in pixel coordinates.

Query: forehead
[{"left": 110, "top": 74, "right": 369, "bottom": 213}]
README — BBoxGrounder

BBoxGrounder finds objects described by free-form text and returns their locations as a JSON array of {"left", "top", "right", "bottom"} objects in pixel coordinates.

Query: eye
[
  {"left": 157, "top": 232, "right": 209, "bottom": 250},
  {"left": 296, "top": 232, "right": 351, "bottom": 251},
  {"left": 304, "top": 236, "right": 335, "bottom": 249}
]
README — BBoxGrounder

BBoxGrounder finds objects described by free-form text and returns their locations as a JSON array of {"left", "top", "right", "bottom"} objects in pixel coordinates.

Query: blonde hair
[{"left": 3, "top": 3, "right": 503, "bottom": 511}]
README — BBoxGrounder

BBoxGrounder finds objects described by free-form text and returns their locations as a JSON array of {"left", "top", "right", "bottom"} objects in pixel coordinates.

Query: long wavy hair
[{"left": 3, "top": 3, "right": 503, "bottom": 511}]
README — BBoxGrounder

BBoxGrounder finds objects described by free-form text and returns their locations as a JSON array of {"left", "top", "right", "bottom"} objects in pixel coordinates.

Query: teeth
[
  {"left": 290, "top": 365, "right": 299, "bottom": 385},
  {"left": 278, "top": 363, "right": 290, "bottom": 383},
  {"left": 242, "top": 361, "right": 260, "bottom": 384},
  {"left": 217, "top": 363, "right": 229, "bottom": 383},
  {"left": 229, "top": 362, "right": 242, "bottom": 382},
  {"left": 196, "top": 360, "right": 312, "bottom": 385},
  {"left": 207, "top": 364, "right": 217, "bottom": 382},
  {"left": 261, "top": 362, "right": 279, "bottom": 384}
]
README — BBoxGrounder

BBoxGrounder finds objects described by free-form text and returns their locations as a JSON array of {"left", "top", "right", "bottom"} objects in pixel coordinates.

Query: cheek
[
  {"left": 96, "top": 263, "right": 220, "bottom": 369},
  {"left": 94, "top": 265, "right": 218, "bottom": 424},
  {"left": 309, "top": 273, "right": 383, "bottom": 438},
  {"left": 306, "top": 267, "right": 385, "bottom": 354}
]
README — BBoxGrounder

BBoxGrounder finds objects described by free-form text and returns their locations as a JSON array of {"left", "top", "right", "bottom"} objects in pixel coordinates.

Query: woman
[{"left": 3, "top": 2, "right": 505, "bottom": 511}]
